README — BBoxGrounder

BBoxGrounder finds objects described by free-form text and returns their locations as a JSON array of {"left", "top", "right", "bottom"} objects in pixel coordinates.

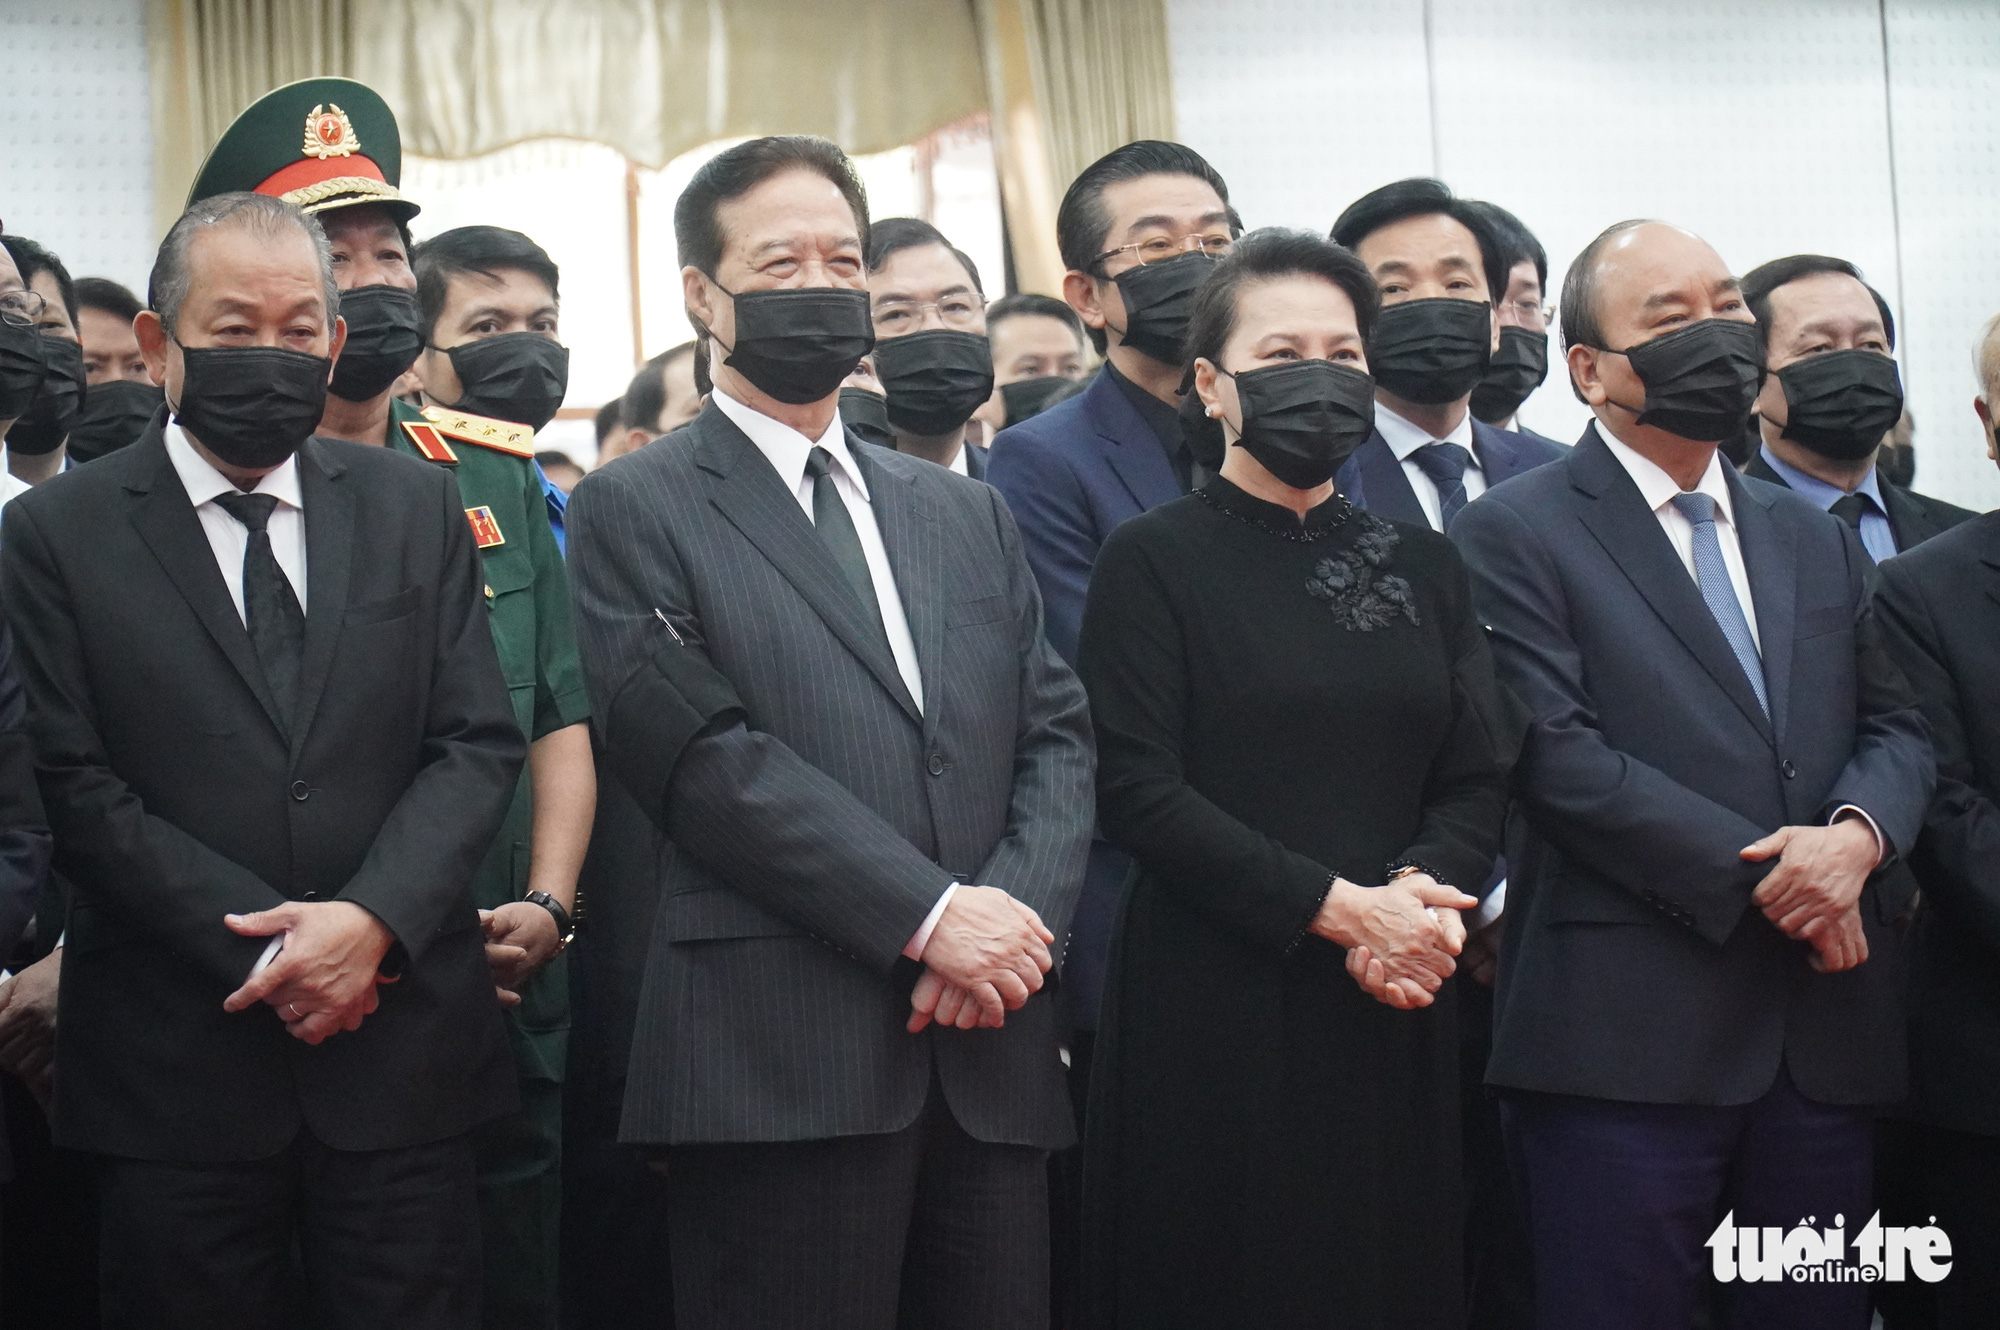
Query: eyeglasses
[
  {"left": 872, "top": 293, "right": 985, "bottom": 338},
  {"left": 1503, "top": 297, "right": 1554, "bottom": 326},
  {"left": 0, "top": 289, "right": 48, "bottom": 328},
  {"left": 1090, "top": 232, "right": 1234, "bottom": 273}
]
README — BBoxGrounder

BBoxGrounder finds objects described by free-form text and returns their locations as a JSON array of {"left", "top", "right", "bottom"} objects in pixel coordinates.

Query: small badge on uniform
[{"left": 465, "top": 506, "right": 505, "bottom": 549}]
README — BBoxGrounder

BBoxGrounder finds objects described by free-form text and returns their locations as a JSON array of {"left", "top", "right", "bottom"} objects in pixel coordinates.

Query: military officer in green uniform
[{"left": 190, "top": 80, "right": 595, "bottom": 1330}]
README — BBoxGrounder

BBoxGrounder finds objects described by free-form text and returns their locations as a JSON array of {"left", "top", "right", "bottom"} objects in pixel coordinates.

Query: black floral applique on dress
[{"left": 1305, "top": 516, "right": 1419, "bottom": 632}]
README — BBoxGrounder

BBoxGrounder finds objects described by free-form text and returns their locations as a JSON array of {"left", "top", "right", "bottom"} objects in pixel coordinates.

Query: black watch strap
[{"left": 525, "top": 890, "right": 575, "bottom": 946}]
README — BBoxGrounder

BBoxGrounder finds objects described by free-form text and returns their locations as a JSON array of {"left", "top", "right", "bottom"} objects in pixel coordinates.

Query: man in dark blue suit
[
  {"left": 1332, "top": 179, "right": 1567, "bottom": 533},
  {"left": 1456, "top": 219, "right": 1934, "bottom": 1330},
  {"left": 1465, "top": 198, "right": 1570, "bottom": 456}
]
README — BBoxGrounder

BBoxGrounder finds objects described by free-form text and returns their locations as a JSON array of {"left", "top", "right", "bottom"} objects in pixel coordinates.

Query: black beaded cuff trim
[
  {"left": 1286, "top": 871, "right": 1340, "bottom": 955},
  {"left": 1386, "top": 858, "right": 1456, "bottom": 891}
]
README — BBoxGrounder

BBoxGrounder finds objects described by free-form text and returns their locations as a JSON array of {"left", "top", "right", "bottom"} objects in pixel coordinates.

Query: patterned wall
[
  {"left": 0, "top": 0, "right": 156, "bottom": 297},
  {"left": 1168, "top": 0, "right": 2000, "bottom": 510}
]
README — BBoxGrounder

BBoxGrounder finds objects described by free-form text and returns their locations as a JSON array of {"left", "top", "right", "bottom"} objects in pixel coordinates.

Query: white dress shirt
[
  {"left": 713, "top": 389, "right": 955, "bottom": 954},
  {"left": 165, "top": 423, "right": 307, "bottom": 621},
  {"left": 0, "top": 457, "right": 30, "bottom": 511},
  {"left": 947, "top": 444, "right": 970, "bottom": 477},
  {"left": 1375, "top": 402, "right": 1487, "bottom": 532},
  {"left": 1599, "top": 430, "right": 1758, "bottom": 651}
]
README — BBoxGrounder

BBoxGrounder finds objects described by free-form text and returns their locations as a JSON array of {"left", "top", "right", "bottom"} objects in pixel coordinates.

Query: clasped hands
[
  {"left": 1315, "top": 874, "right": 1478, "bottom": 1010},
  {"left": 222, "top": 901, "right": 396, "bottom": 1045},
  {"left": 905, "top": 885, "right": 1055, "bottom": 1034},
  {"left": 1740, "top": 813, "right": 1880, "bottom": 972}
]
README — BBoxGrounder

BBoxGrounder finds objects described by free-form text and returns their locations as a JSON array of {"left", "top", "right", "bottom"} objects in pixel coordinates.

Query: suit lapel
[
  {"left": 289, "top": 439, "right": 354, "bottom": 755},
  {"left": 1085, "top": 374, "right": 1181, "bottom": 513},
  {"left": 695, "top": 411, "right": 922, "bottom": 725},
  {"left": 858, "top": 448, "right": 943, "bottom": 741},
  {"left": 1731, "top": 472, "right": 1796, "bottom": 741},
  {"left": 125, "top": 432, "right": 288, "bottom": 738},
  {"left": 1349, "top": 431, "right": 1428, "bottom": 526},
  {"left": 1568, "top": 428, "right": 1775, "bottom": 743},
  {"left": 1470, "top": 419, "right": 1519, "bottom": 485}
]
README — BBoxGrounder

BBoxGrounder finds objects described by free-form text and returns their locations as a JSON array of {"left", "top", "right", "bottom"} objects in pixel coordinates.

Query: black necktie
[
  {"left": 802, "top": 447, "right": 888, "bottom": 642},
  {"left": 1828, "top": 492, "right": 1869, "bottom": 530},
  {"left": 212, "top": 491, "right": 305, "bottom": 729},
  {"left": 1410, "top": 441, "right": 1474, "bottom": 530}
]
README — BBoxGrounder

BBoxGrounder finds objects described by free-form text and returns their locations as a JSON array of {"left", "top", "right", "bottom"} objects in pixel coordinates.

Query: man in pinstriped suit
[{"left": 566, "top": 136, "right": 1093, "bottom": 1329}]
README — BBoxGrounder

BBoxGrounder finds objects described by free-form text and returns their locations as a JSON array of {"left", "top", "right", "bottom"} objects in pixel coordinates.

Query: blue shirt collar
[{"left": 1757, "top": 443, "right": 1886, "bottom": 515}]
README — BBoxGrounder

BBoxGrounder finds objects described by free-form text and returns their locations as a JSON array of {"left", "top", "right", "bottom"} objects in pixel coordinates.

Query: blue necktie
[
  {"left": 1669, "top": 491, "right": 1768, "bottom": 718},
  {"left": 1410, "top": 442, "right": 1473, "bottom": 531}
]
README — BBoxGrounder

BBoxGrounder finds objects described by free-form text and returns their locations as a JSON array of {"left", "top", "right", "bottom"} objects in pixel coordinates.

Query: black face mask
[
  {"left": 329, "top": 285, "right": 424, "bottom": 402},
  {"left": 1774, "top": 349, "right": 1904, "bottom": 462},
  {"left": 1000, "top": 375, "right": 1075, "bottom": 426},
  {"left": 1227, "top": 359, "right": 1378, "bottom": 489},
  {"left": 0, "top": 320, "right": 49, "bottom": 422},
  {"left": 838, "top": 387, "right": 893, "bottom": 448},
  {"left": 1177, "top": 378, "right": 1227, "bottom": 472},
  {"left": 1368, "top": 298, "right": 1493, "bottom": 406},
  {"left": 172, "top": 342, "right": 330, "bottom": 470},
  {"left": 7, "top": 335, "right": 87, "bottom": 456},
  {"left": 1470, "top": 325, "right": 1549, "bottom": 424},
  {"left": 443, "top": 333, "right": 569, "bottom": 431},
  {"left": 715, "top": 284, "right": 874, "bottom": 406},
  {"left": 1110, "top": 252, "right": 1216, "bottom": 366},
  {"left": 1607, "top": 319, "right": 1764, "bottom": 443},
  {"left": 873, "top": 330, "right": 995, "bottom": 436},
  {"left": 67, "top": 378, "right": 163, "bottom": 463}
]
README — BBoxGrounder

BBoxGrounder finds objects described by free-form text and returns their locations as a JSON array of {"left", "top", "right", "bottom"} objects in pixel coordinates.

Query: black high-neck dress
[{"left": 1076, "top": 476, "right": 1514, "bottom": 1329}]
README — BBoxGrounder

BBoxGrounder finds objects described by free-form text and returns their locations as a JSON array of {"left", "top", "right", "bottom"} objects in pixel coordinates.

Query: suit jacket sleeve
[
  {"left": 0, "top": 615, "right": 50, "bottom": 958},
  {"left": 1455, "top": 496, "right": 1779, "bottom": 945},
  {"left": 567, "top": 466, "right": 955, "bottom": 975},
  {"left": 969, "top": 484, "right": 1095, "bottom": 962},
  {"left": 1, "top": 501, "right": 285, "bottom": 984},
  {"left": 333, "top": 468, "right": 528, "bottom": 961},
  {"left": 520, "top": 453, "right": 591, "bottom": 740},
  {"left": 1079, "top": 524, "right": 1336, "bottom": 956},
  {"left": 985, "top": 423, "right": 1097, "bottom": 666},
  {"left": 1874, "top": 554, "right": 2000, "bottom": 950}
]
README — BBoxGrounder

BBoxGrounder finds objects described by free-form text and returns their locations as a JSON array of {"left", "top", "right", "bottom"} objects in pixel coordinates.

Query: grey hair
[
  {"left": 1557, "top": 218, "right": 1656, "bottom": 403},
  {"left": 1974, "top": 310, "right": 2000, "bottom": 404},
  {"left": 149, "top": 192, "right": 339, "bottom": 337}
]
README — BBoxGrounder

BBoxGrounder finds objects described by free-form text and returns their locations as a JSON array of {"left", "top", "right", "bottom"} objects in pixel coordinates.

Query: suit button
[
  {"left": 1781, "top": 760, "right": 1798, "bottom": 780},
  {"left": 300, "top": 891, "right": 321, "bottom": 902},
  {"left": 926, "top": 753, "right": 946, "bottom": 777},
  {"left": 290, "top": 780, "right": 310, "bottom": 801}
]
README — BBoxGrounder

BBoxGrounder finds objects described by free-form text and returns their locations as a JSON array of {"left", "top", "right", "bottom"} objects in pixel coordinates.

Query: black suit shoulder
[{"left": 1881, "top": 507, "right": 2000, "bottom": 581}]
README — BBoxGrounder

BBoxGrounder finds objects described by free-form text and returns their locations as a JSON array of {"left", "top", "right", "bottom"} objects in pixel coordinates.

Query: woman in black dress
[{"left": 1078, "top": 229, "right": 1515, "bottom": 1328}]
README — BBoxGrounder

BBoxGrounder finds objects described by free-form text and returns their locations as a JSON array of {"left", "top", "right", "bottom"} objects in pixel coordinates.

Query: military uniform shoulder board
[
  {"left": 400, "top": 419, "right": 459, "bottom": 464},
  {"left": 421, "top": 405, "right": 537, "bottom": 459}
]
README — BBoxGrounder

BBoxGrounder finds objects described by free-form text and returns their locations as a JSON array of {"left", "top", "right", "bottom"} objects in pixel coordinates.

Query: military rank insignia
[
  {"left": 465, "top": 506, "right": 505, "bottom": 549},
  {"left": 302, "top": 104, "right": 361, "bottom": 160},
  {"left": 401, "top": 420, "right": 459, "bottom": 463}
]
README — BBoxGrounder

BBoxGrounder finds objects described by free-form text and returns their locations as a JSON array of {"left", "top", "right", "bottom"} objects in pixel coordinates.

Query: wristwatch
[{"left": 524, "top": 890, "right": 575, "bottom": 952}]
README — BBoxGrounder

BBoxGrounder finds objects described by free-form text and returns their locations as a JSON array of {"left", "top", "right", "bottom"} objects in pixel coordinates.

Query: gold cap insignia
[{"left": 302, "top": 104, "right": 361, "bottom": 161}]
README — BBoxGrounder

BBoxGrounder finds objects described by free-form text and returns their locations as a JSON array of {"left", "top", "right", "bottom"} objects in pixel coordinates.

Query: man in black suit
[
  {"left": 1332, "top": 178, "right": 1567, "bottom": 531},
  {"left": 1741, "top": 254, "right": 1977, "bottom": 558},
  {"left": 1464, "top": 198, "right": 1568, "bottom": 455},
  {"left": 1, "top": 191, "right": 525, "bottom": 1327},
  {"left": 864, "top": 217, "right": 995, "bottom": 479},
  {"left": 1866, "top": 312, "right": 2000, "bottom": 1328},
  {"left": 566, "top": 136, "right": 1092, "bottom": 1329},
  {"left": 1454, "top": 219, "right": 1933, "bottom": 1330}
]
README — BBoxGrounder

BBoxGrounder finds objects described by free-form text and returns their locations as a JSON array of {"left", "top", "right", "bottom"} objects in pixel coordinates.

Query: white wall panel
[
  {"left": 0, "top": 0, "right": 156, "bottom": 295},
  {"left": 1885, "top": 0, "right": 2000, "bottom": 510}
]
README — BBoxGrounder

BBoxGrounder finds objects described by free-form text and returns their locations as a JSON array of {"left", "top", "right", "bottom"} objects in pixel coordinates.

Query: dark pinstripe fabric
[{"left": 566, "top": 403, "right": 1093, "bottom": 1151}]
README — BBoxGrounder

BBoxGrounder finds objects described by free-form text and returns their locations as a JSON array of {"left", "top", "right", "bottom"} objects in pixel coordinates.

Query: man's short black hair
[
  {"left": 1055, "top": 140, "right": 1237, "bottom": 275},
  {"left": 987, "top": 292, "right": 1085, "bottom": 345},
  {"left": 865, "top": 217, "right": 981, "bottom": 293},
  {"left": 410, "top": 225, "right": 560, "bottom": 342},
  {"left": 1463, "top": 199, "right": 1546, "bottom": 295},
  {"left": 0, "top": 235, "right": 77, "bottom": 325},
  {"left": 593, "top": 398, "right": 622, "bottom": 446},
  {"left": 622, "top": 341, "right": 699, "bottom": 436},
  {"left": 1186, "top": 227, "right": 1379, "bottom": 372},
  {"left": 74, "top": 276, "right": 144, "bottom": 324},
  {"left": 1330, "top": 178, "right": 1507, "bottom": 304},
  {"left": 674, "top": 135, "right": 869, "bottom": 283},
  {"left": 535, "top": 449, "right": 582, "bottom": 473},
  {"left": 1739, "top": 254, "right": 1896, "bottom": 356}
]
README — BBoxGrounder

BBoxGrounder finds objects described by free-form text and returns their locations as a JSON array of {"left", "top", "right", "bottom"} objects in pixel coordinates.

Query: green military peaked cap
[{"left": 188, "top": 77, "right": 419, "bottom": 222}]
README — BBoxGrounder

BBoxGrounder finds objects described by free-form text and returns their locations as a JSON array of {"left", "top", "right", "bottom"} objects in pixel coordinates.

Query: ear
[
  {"left": 1193, "top": 357, "right": 1222, "bottom": 416},
  {"left": 1567, "top": 343, "right": 1608, "bottom": 408},
  {"left": 327, "top": 315, "right": 349, "bottom": 373},
  {"left": 133, "top": 309, "right": 170, "bottom": 387},
  {"left": 1490, "top": 304, "right": 1502, "bottom": 355},
  {"left": 1063, "top": 269, "right": 1107, "bottom": 332},
  {"left": 1977, "top": 397, "right": 1997, "bottom": 462},
  {"left": 683, "top": 267, "right": 718, "bottom": 335}
]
